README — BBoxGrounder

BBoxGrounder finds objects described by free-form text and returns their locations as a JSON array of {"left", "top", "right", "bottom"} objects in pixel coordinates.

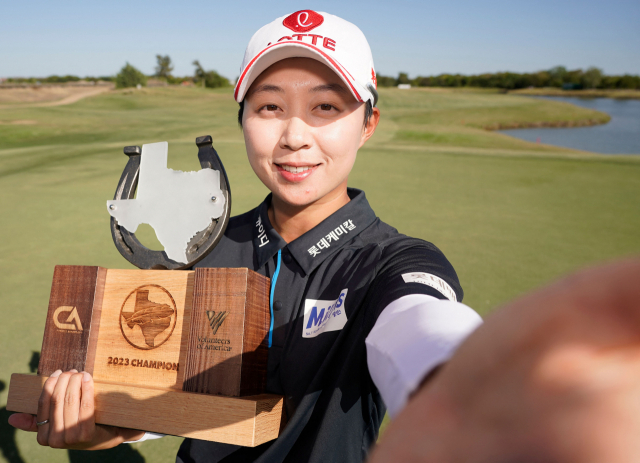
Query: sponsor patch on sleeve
[
  {"left": 401, "top": 273, "right": 457, "bottom": 302},
  {"left": 303, "top": 289, "right": 348, "bottom": 338}
]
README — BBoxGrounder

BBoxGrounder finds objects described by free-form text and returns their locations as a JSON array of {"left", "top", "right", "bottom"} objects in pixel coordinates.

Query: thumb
[{"left": 8, "top": 413, "right": 38, "bottom": 432}]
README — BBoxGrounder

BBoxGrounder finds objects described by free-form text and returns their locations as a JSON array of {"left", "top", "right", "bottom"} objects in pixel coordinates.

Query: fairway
[{"left": 1, "top": 87, "right": 639, "bottom": 463}]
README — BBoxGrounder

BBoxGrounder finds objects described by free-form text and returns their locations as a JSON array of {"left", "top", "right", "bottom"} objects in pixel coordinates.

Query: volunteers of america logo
[
  {"left": 308, "top": 220, "right": 356, "bottom": 257},
  {"left": 283, "top": 10, "right": 324, "bottom": 33},
  {"left": 206, "top": 310, "right": 228, "bottom": 335},
  {"left": 401, "top": 273, "right": 457, "bottom": 302},
  {"left": 120, "top": 285, "right": 177, "bottom": 350},
  {"left": 53, "top": 306, "right": 83, "bottom": 332},
  {"left": 303, "top": 289, "right": 348, "bottom": 338}
]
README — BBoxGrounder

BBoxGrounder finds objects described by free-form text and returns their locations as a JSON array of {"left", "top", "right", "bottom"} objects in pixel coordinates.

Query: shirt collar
[
  {"left": 252, "top": 199, "right": 288, "bottom": 269},
  {"left": 253, "top": 189, "right": 377, "bottom": 275}
]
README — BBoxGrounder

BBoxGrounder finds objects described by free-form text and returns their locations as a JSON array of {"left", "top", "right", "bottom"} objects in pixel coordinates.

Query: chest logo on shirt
[
  {"left": 256, "top": 215, "right": 269, "bottom": 248},
  {"left": 303, "top": 289, "right": 348, "bottom": 338},
  {"left": 307, "top": 220, "right": 356, "bottom": 257}
]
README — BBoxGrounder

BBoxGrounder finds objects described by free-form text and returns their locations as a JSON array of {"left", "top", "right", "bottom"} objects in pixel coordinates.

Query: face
[{"left": 242, "top": 57, "right": 378, "bottom": 208}]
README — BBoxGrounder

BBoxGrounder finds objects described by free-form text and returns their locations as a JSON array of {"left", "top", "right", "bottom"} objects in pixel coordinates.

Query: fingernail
[
  {"left": 70, "top": 369, "right": 78, "bottom": 373},
  {"left": 51, "top": 370, "right": 62, "bottom": 378},
  {"left": 82, "top": 372, "right": 91, "bottom": 382}
]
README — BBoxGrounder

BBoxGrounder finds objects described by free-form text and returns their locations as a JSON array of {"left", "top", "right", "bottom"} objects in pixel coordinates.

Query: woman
[{"left": 10, "top": 11, "right": 481, "bottom": 462}]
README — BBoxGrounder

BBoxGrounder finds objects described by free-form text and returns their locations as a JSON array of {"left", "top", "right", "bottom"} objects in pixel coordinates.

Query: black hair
[{"left": 238, "top": 100, "right": 374, "bottom": 129}]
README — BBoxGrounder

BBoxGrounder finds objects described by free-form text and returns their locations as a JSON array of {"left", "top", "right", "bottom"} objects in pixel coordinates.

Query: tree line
[
  {"left": 377, "top": 66, "right": 640, "bottom": 90},
  {"left": 6, "top": 62, "right": 639, "bottom": 91},
  {"left": 4, "top": 55, "right": 232, "bottom": 89},
  {"left": 4, "top": 75, "right": 108, "bottom": 84}
]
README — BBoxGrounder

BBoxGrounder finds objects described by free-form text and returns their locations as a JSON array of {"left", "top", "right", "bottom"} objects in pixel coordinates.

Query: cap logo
[{"left": 283, "top": 10, "right": 324, "bottom": 33}]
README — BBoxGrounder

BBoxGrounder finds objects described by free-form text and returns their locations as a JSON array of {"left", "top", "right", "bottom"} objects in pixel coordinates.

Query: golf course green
[{"left": 1, "top": 86, "right": 638, "bottom": 463}]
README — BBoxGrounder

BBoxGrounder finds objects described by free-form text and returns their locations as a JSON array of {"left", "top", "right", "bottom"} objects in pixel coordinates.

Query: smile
[
  {"left": 278, "top": 164, "right": 315, "bottom": 174},
  {"left": 275, "top": 163, "right": 319, "bottom": 182}
]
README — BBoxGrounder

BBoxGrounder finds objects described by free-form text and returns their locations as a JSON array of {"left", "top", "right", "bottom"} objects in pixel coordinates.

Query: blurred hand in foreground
[
  {"left": 8, "top": 370, "right": 144, "bottom": 450},
  {"left": 370, "top": 258, "right": 640, "bottom": 463}
]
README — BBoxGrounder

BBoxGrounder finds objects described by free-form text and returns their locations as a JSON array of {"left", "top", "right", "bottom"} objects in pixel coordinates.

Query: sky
[{"left": 1, "top": 0, "right": 639, "bottom": 79}]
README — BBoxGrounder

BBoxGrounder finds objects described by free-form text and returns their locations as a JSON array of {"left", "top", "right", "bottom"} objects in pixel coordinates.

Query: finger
[
  {"left": 62, "top": 372, "right": 84, "bottom": 445},
  {"left": 77, "top": 372, "right": 96, "bottom": 443},
  {"left": 36, "top": 369, "right": 61, "bottom": 446},
  {"left": 8, "top": 413, "right": 38, "bottom": 432},
  {"left": 48, "top": 370, "right": 76, "bottom": 448}
]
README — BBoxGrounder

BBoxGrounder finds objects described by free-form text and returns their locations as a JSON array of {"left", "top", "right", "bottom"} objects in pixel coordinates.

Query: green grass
[{"left": 1, "top": 86, "right": 639, "bottom": 462}]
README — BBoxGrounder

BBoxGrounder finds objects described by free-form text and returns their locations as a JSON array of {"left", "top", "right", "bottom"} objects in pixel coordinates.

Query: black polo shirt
[{"left": 177, "top": 188, "right": 462, "bottom": 463}]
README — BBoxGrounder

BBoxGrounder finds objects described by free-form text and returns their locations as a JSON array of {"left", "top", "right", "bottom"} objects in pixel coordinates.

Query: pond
[{"left": 499, "top": 96, "right": 640, "bottom": 155}]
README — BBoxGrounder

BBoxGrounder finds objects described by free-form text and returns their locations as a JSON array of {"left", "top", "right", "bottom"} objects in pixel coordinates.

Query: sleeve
[
  {"left": 123, "top": 432, "right": 165, "bottom": 444},
  {"left": 362, "top": 237, "right": 463, "bottom": 335},
  {"left": 365, "top": 294, "right": 482, "bottom": 417}
]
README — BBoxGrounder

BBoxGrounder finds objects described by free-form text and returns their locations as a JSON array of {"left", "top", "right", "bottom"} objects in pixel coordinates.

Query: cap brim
[{"left": 234, "top": 42, "right": 364, "bottom": 103}]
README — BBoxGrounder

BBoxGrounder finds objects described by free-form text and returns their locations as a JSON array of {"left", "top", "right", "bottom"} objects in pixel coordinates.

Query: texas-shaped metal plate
[{"left": 108, "top": 135, "right": 231, "bottom": 270}]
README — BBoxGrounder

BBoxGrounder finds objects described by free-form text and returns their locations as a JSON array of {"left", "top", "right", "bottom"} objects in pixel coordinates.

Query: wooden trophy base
[
  {"left": 8, "top": 374, "right": 282, "bottom": 447},
  {"left": 7, "top": 265, "right": 283, "bottom": 447}
]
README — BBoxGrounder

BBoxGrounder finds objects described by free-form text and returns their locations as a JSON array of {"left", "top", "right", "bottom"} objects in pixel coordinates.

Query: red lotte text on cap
[{"left": 234, "top": 10, "right": 378, "bottom": 106}]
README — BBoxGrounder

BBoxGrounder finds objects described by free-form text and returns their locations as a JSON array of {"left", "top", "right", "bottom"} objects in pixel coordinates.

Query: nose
[{"left": 279, "top": 117, "right": 311, "bottom": 152}]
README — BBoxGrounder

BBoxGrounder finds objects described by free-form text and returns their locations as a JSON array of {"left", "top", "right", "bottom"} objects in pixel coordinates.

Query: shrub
[
  {"left": 44, "top": 75, "right": 81, "bottom": 83},
  {"left": 115, "top": 63, "right": 147, "bottom": 89},
  {"left": 192, "top": 60, "right": 230, "bottom": 88},
  {"left": 376, "top": 74, "right": 397, "bottom": 87},
  {"left": 166, "top": 75, "right": 193, "bottom": 85},
  {"left": 202, "top": 70, "right": 229, "bottom": 88}
]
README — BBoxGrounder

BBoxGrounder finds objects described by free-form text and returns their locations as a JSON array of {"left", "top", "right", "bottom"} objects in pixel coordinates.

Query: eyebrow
[
  {"left": 309, "top": 83, "right": 348, "bottom": 94},
  {"left": 249, "top": 84, "right": 284, "bottom": 96}
]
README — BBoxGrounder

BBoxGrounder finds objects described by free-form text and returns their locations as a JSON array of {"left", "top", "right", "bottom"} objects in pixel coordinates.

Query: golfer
[{"left": 10, "top": 10, "right": 482, "bottom": 462}]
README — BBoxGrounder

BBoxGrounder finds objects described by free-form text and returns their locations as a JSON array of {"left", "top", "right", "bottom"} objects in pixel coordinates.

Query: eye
[
  {"left": 319, "top": 104, "right": 334, "bottom": 111},
  {"left": 263, "top": 104, "right": 278, "bottom": 111}
]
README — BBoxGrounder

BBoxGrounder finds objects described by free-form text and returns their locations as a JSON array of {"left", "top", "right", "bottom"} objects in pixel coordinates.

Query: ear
[{"left": 359, "top": 107, "right": 380, "bottom": 148}]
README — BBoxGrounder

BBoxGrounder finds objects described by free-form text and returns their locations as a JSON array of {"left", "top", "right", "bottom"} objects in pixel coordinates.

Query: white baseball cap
[{"left": 234, "top": 10, "right": 378, "bottom": 106}]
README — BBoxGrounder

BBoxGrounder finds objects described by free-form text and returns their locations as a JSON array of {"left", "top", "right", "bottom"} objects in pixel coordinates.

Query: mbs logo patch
[
  {"left": 119, "top": 285, "right": 177, "bottom": 350},
  {"left": 283, "top": 10, "right": 324, "bottom": 33},
  {"left": 303, "top": 289, "right": 348, "bottom": 338}
]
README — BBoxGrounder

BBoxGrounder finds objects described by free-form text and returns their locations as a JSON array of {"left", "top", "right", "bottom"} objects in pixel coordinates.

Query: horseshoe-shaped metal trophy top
[{"left": 110, "top": 135, "right": 231, "bottom": 270}]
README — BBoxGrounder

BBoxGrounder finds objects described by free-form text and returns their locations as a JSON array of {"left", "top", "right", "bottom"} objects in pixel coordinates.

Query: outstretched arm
[
  {"left": 370, "top": 257, "right": 640, "bottom": 463},
  {"left": 366, "top": 294, "right": 482, "bottom": 417}
]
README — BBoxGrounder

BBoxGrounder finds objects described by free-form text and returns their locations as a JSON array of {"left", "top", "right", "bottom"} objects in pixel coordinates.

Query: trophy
[{"left": 7, "top": 136, "right": 283, "bottom": 447}]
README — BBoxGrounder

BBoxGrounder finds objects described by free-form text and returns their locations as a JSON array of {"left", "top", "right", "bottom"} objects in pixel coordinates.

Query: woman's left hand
[{"left": 8, "top": 369, "right": 144, "bottom": 450}]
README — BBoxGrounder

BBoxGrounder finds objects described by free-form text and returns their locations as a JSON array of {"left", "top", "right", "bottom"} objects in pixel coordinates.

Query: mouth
[{"left": 275, "top": 163, "right": 319, "bottom": 182}]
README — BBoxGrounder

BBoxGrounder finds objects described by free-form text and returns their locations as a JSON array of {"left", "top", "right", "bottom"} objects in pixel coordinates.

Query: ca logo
[
  {"left": 53, "top": 306, "right": 83, "bottom": 331},
  {"left": 206, "top": 311, "right": 228, "bottom": 335}
]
